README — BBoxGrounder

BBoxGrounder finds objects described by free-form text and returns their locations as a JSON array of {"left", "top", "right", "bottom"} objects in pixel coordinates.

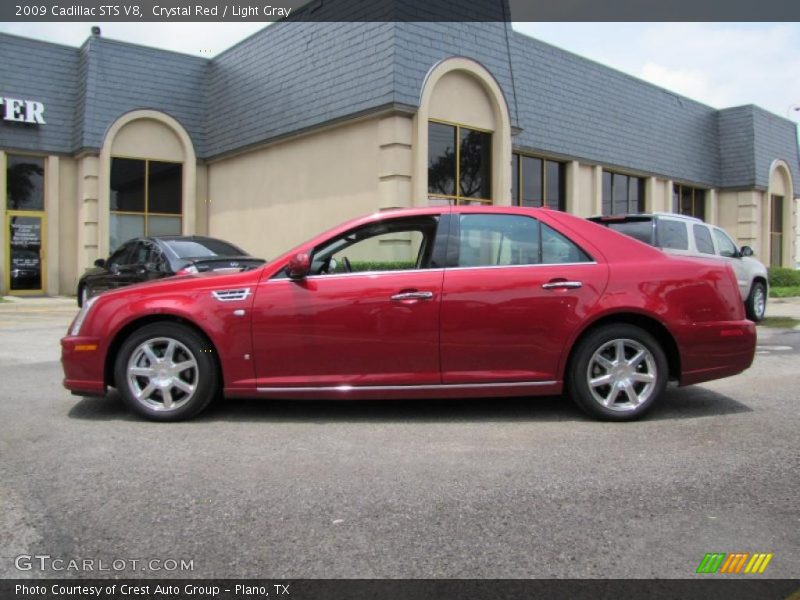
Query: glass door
[
  {"left": 5, "top": 154, "right": 47, "bottom": 295},
  {"left": 770, "top": 195, "right": 784, "bottom": 267},
  {"left": 6, "top": 212, "right": 46, "bottom": 294}
]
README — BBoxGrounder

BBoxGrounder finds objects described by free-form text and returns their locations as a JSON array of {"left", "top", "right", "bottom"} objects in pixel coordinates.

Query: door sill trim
[{"left": 256, "top": 381, "right": 557, "bottom": 393}]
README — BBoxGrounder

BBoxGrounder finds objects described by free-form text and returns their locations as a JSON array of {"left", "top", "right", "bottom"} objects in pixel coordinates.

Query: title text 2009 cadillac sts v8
[{"left": 61, "top": 206, "right": 756, "bottom": 422}]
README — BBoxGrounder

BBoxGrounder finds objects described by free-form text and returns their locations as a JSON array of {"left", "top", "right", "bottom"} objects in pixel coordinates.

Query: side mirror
[
  {"left": 287, "top": 253, "right": 311, "bottom": 279},
  {"left": 740, "top": 246, "right": 754, "bottom": 257},
  {"left": 94, "top": 258, "right": 106, "bottom": 268}
]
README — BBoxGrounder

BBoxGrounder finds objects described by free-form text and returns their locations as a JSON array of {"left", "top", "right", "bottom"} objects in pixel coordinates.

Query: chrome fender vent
[{"left": 211, "top": 288, "right": 251, "bottom": 302}]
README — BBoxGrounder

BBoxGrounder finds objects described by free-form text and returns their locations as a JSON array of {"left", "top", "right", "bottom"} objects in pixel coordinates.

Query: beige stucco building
[{"left": 2, "top": 20, "right": 798, "bottom": 296}]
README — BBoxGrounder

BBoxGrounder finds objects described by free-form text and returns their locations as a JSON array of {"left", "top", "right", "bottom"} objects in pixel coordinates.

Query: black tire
[
  {"left": 114, "top": 322, "right": 218, "bottom": 421},
  {"left": 745, "top": 282, "right": 767, "bottom": 322},
  {"left": 567, "top": 324, "right": 668, "bottom": 421},
  {"left": 77, "top": 284, "right": 85, "bottom": 308}
]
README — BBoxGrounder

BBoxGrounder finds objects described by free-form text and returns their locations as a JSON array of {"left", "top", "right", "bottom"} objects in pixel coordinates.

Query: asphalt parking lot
[{"left": 1, "top": 300, "right": 798, "bottom": 579}]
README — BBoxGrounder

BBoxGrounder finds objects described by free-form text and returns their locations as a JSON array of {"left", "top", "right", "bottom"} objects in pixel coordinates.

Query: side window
[
  {"left": 311, "top": 216, "right": 439, "bottom": 275},
  {"left": 657, "top": 219, "right": 689, "bottom": 250},
  {"left": 142, "top": 241, "right": 167, "bottom": 270},
  {"left": 693, "top": 224, "right": 715, "bottom": 254},
  {"left": 458, "top": 214, "right": 540, "bottom": 267},
  {"left": 108, "top": 243, "right": 135, "bottom": 269},
  {"left": 712, "top": 228, "right": 738, "bottom": 258},
  {"left": 131, "top": 242, "right": 151, "bottom": 264},
  {"left": 542, "top": 223, "right": 591, "bottom": 264},
  {"left": 456, "top": 214, "right": 591, "bottom": 268}
]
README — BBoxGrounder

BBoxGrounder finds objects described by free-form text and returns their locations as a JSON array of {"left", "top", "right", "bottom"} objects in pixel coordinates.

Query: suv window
[
  {"left": 657, "top": 219, "right": 689, "bottom": 250},
  {"left": 603, "top": 219, "right": 654, "bottom": 245},
  {"left": 712, "top": 228, "right": 738, "bottom": 258},
  {"left": 457, "top": 214, "right": 590, "bottom": 267},
  {"left": 693, "top": 224, "right": 715, "bottom": 254}
]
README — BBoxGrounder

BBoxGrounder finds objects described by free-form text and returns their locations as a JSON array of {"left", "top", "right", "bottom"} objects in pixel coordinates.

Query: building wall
[
  {"left": 3, "top": 25, "right": 800, "bottom": 296},
  {"left": 207, "top": 117, "right": 383, "bottom": 261},
  {"left": 57, "top": 157, "right": 78, "bottom": 294}
]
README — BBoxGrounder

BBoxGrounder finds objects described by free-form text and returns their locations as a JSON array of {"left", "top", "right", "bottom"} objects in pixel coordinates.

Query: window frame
[
  {"left": 5, "top": 153, "right": 46, "bottom": 212},
  {"left": 692, "top": 223, "right": 715, "bottom": 255},
  {"left": 672, "top": 183, "right": 706, "bottom": 220},
  {"left": 109, "top": 156, "right": 183, "bottom": 249},
  {"left": 427, "top": 119, "right": 493, "bottom": 206},
  {"left": 447, "top": 213, "right": 594, "bottom": 269},
  {"left": 511, "top": 152, "right": 566, "bottom": 211},
  {"left": 711, "top": 227, "right": 739, "bottom": 259},
  {"left": 272, "top": 215, "right": 447, "bottom": 280},
  {"left": 601, "top": 171, "right": 645, "bottom": 215}
]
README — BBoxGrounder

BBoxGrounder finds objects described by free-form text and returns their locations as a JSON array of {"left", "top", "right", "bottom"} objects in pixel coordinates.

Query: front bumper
[{"left": 61, "top": 336, "right": 106, "bottom": 396}]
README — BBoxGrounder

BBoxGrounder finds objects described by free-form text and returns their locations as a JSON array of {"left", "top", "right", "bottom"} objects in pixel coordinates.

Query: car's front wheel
[
  {"left": 114, "top": 322, "right": 218, "bottom": 421},
  {"left": 567, "top": 324, "right": 668, "bottom": 421},
  {"left": 745, "top": 281, "right": 767, "bottom": 322}
]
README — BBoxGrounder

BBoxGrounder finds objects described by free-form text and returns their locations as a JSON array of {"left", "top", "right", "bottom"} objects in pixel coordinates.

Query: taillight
[{"left": 177, "top": 265, "right": 199, "bottom": 276}]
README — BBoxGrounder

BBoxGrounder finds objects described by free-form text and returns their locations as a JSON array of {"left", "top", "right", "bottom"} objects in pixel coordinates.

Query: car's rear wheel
[
  {"left": 114, "top": 322, "right": 218, "bottom": 421},
  {"left": 745, "top": 282, "right": 766, "bottom": 322},
  {"left": 568, "top": 324, "right": 667, "bottom": 421}
]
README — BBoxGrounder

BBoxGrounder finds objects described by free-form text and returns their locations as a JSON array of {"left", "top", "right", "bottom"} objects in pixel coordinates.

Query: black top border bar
[{"left": 2, "top": 0, "right": 800, "bottom": 22}]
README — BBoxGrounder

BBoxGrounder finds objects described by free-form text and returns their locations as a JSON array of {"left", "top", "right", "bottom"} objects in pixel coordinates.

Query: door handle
[
  {"left": 391, "top": 291, "right": 434, "bottom": 302},
  {"left": 542, "top": 281, "right": 582, "bottom": 290}
]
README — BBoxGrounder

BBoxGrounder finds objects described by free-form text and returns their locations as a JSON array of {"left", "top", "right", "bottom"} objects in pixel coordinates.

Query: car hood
[{"left": 90, "top": 266, "right": 264, "bottom": 302}]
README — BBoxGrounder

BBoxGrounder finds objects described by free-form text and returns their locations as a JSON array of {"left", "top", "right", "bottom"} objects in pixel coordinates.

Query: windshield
[{"left": 163, "top": 239, "right": 246, "bottom": 259}]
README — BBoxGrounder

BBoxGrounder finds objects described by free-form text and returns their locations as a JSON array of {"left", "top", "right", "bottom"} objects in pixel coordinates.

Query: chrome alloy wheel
[
  {"left": 586, "top": 338, "right": 657, "bottom": 412},
  {"left": 126, "top": 337, "right": 198, "bottom": 411},
  {"left": 753, "top": 286, "right": 766, "bottom": 320}
]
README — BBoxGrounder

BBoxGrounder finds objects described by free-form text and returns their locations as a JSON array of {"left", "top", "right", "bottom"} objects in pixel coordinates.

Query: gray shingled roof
[
  {"left": 1, "top": 23, "right": 798, "bottom": 192},
  {"left": 206, "top": 22, "right": 395, "bottom": 157},
  {"left": 510, "top": 31, "right": 723, "bottom": 187},
  {"left": 1, "top": 34, "right": 79, "bottom": 155}
]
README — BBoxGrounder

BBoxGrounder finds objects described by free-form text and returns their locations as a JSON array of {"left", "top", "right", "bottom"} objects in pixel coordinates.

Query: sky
[{"left": 1, "top": 21, "right": 799, "bottom": 121}]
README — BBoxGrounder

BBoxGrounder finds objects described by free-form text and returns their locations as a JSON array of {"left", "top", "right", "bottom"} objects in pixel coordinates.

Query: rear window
[
  {"left": 594, "top": 219, "right": 655, "bottom": 245},
  {"left": 164, "top": 239, "right": 245, "bottom": 258},
  {"left": 656, "top": 219, "right": 689, "bottom": 250}
]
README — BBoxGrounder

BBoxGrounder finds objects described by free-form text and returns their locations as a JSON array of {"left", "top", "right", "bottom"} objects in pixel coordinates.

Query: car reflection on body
[
  {"left": 76, "top": 235, "right": 265, "bottom": 307},
  {"left": 61, "top": 206, "right": 756, "bottom": 422}
]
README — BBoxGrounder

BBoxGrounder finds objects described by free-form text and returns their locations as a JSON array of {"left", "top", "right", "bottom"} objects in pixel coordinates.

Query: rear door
[{"left": 440, "top": 212, "right": 608, "bottom": 384}]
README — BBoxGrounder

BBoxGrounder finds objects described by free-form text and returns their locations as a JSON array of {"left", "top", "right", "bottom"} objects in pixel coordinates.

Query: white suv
[{"left": 589, "top": 213, "right": 769, "bottom": 322}]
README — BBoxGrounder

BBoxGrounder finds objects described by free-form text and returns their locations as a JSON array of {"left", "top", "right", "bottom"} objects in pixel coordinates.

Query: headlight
[{"left": 70, "top": 295, "right": 99, "bottom": 336}]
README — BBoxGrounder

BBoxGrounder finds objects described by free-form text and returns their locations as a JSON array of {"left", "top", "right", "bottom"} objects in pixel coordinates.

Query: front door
[
  {"left": 251, "top": 214, "right": 445, "bottom": 388},
  {"left": 6, "top": 212, "right": 46, "bottom": 295}
]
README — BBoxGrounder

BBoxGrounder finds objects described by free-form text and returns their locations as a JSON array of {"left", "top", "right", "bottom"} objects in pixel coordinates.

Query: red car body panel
[{"left": 61, "top": 206, "right": 756, "bottom": 403}]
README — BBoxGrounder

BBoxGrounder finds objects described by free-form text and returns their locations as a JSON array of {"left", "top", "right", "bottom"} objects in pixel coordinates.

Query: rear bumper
[
  {"left": 677, "top": 320, "right": 756, "bottom": 386},
  {"left": 61, "top": 336, "right": 106, "bottom": 396}
]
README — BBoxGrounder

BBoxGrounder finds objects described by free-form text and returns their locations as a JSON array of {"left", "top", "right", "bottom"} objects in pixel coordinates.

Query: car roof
[{"left": 589, "top": 212, "right": 705, "bottom": 224}]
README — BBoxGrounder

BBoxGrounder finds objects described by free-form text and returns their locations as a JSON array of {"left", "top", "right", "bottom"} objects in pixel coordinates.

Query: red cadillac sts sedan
[{"left": 61, "top": 206, "right": 756, "bottom": 422}]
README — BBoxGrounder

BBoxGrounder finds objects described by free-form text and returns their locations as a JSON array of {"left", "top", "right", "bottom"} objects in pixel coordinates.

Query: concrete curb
[{"left": 0, "top": 296, "right": 77, "bottom": 312}]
